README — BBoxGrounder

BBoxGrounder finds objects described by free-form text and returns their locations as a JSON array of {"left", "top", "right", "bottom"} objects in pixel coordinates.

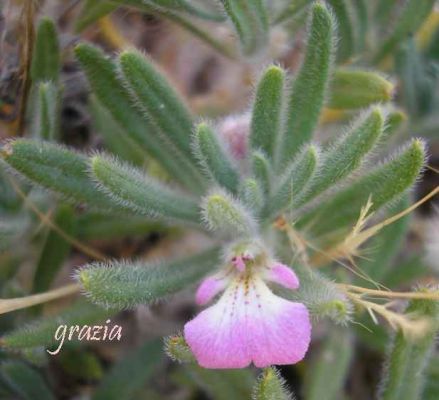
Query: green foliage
[
  {"left": 75, "top": 43, "right": 201, "bottom": 190},
  {"left": 358, "top": 196, "right": 410, "bottom": 284},
  {"left": 329, "top": 69, "right": 394, "bottom": 109},
  {"left": 298, "top": 139, "right": 425, "bottom": 238},
  {"left": 305, "top": 327, "right": 353, "bottom": 400},
  {"left": 279, "top": 2, "right": 335, "bottom": 167},
  {"left": 253, "top": 367, "right": 293, "bottom": 400},
  {"left": 164, "top": 334, "right": 196, "bottom": 363},
  {"left": 91, "top": 154, "right": 200, "bottom": 223},
  {"left": 326, "top": 0, "right": 355, "bottom": 62},
  {"left": 296, "top": 108, "right": 384, "bottom": 207},
  {"left": 183, "top": 366, "right": 255, "bottom": 400},
  {"left": 250, "top": 65, "right": 285, "bottom": 159},
  {"left": 221, "top": 0, "right": 268, "bottom": 55},
  {"left": 378, "top": 287, "right": 439, "bottom": 400},
  {"left": 193, "top": 123, "right": 239, "bottom": 192},
  {"left": 33, "top": 82, "right": 59, "bottom": 141},
  {"left": 89, "top": 96, "right": 147, "bottom": 166},
  {"left": 77, "top": 248, "right": 220, "bottom": 308},
  {"left": 0, "top": 361, "right": 55, "bottom": 400},
  {"left": 75, "top": 0, "right": 119, "bottom": 32},
  {"left": 31, "top": 17, "right": 60, "bottom": 83},
  {"left": 202, "top": 191, "right": 256, "bottom": 236},
  {"left": 267, "top": 144, "right": 318, "bottom": 217},
  {"left": 33, "top": 203, "right": 75, "bottom": 293},
  {"left": 92, "top": 339, "right": 162, "bottom": 400},
  {"left": 0, "top": 139, "right": 119, "bottom": 210},
  {"left": 373, "top": 0, "right": 435, "bottom": 63},
  {"left": 118, "top": 50, "right": 204, "bottom": 179},
  {"left": 1, "top": 300, "right": 114, "bottom": 349}
]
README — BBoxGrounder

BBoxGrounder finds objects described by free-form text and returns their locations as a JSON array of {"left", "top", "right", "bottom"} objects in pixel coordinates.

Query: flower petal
[
  {"left": 195, "top": 275, "right": 228, "bottom": 305},
  {"left": 184, "top": 277, "right": 311, "bottom": 369},
  {"left": 265, "top": 263, "right": 300, "bottom": 290}
]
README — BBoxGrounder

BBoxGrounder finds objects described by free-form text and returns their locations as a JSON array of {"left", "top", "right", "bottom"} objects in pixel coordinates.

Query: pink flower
[{"left": 184, "top": 247, "right": 311, "bottom": 369}]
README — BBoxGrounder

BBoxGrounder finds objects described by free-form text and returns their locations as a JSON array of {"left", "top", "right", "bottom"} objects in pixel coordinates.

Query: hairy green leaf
[
  {"left": 299, "top": 139, "right": 426, "bottom": 238},
  {"left": 253, "top": 367, "right": 293, "bottom": 400},
  {"left": 378, "top": 287, "right": 439, "bottom": 400},
  {"left": 250, "top": 65, "right": 285, "bottom": 159},
  {"left": 221, "top": 0, "right": 268, "bottom": 55},
  {"left": 329, "top": 69, "right": 394, "bottom": 109},
  {"left": 327, "top": 0, "right": 355, "bottom": 62},
  {"left": 31, "top": 17, "right": 60, "bottom": 83},
  {"left": 193, "top": 122, "right": 239, "bottom": 192},
  {"left": 1, "top": 300, "right": 113, "bottom": 350},
  {"left": 279, "top": 2, "right": 335, "bottom": 167},
  {"left": 202, "top": 191, "right": 256, "bottom": 236},
  {"left": 33, "top": 82, "right": 60, "bottom": 141},
  {"left": 77, "top": 247, "right": 220, "bottom": 309},
  {"left": 91, "top": 154, "right": 200, "bottom": 223},
  {"left": 75, "top": 43, "right": 201, "bottom": 191},
  {"left": 0, "top": 139, "right": 119, "bottom": 210},
  {"left": 297, "top": 108, "right": 384, "bottom": 207},
  {"left": 268, "top": 144, "right": 319, "bottom": 217}
]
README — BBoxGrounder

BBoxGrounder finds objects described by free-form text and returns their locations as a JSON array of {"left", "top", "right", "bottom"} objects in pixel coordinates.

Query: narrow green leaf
[
  {"left": 253, "top": 367, "right": 293, "bottom": 400},
  {"left": 33, "top": 82, "right": 60, "bottom": 141},
  {"left": 1, "top": 300, "right": 114, "bottom": 350},
  {"left": 193, "top": 122, "right": 239, "bottom": 192},
  {"left": 327, "top": 0, "right": 355, "bottom": 62},
  {"left": 89, "top": 95, "right": 147, "bottom": 166},
  {"left": 274, "top": 0, "right": 311, "bottom": 24},
  {"left": 0, "top": 139, "right": 119, "bottom": 210},
  {"left": 305, "top": 327, "right": 353, "bottom": 400},
  {"left": 373, "top": 0, "right": 435, "bottom": 63},
  {"left": 268, "top": 144, "right": 319, "bottom": 217},
  {"left": 240, "top": 178, "right": 264, "bottom": 215},
  {"left": 75, "top": 0, "right": 119, "bottom": 32},
  {"left": 351, "top": 0, "right": 368, "bottom": 51},
  {"left": 31, "top": 17, "right": 60, "bottom": 83},
  {"left": 250, "top": 65, "right": 285, "bottom": 159},
  {"left": 279, "top": 2, "right": 335, "bottom": 167},
  {"left": 184, "top": 366, "right": 255, "bottom": 400},
  {"left": 221, "top": 0, "right": 268, "bottom": 55},
  {"left": 328, "top": 69, "right": 394, "bottom": 109},
  {"left": 378, "top": 287, "right": 439, "bottom": 400},
  {"left": 202, "top": 191, "right": 256, "bottom": 236},
  {"left": 382, "top": 110, "right": 407, "bottom": 140},
  {"left": 1, "top": 361, "right": 55, "bottom": 400},
  {"left": 358, "top": 196, "right": 410, "bottom": 283},
  {"left": 91, "top": 154, "right": 200, "bottom": 223},
  {"left": 77, "top": 247, "right": 220, "bottom": 309},
  {"left": 92, "top": 339, "right": 162, "bottom": 400},
  {"left": 118, "top": 50, "right": 196, "bottom": 164},
  {"left": 75, "top": 43, "right": 202, "bottom": 191},
  {"left": 33, "top": 204, "right": 75, "bottom": 293},
  {"left": 296, "top": 108, "right": 384, "bottom": 207},
  {"left": 298, "top": 139, "right": 426, "bottom": 238},
  {"left": 252, "top": 151, "right": 271, "bottom": 195}
]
